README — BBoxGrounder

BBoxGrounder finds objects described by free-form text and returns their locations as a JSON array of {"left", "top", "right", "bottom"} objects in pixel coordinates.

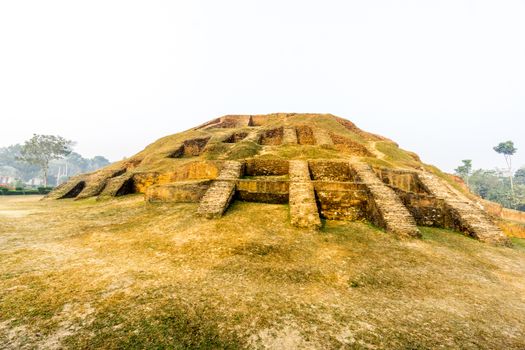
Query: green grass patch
[
  {"left": 227, "top": 142, "right": 261, "bottom": 160},
  {"left": 375, "top": 141, "right": 419, "bottom": 167},
  {"left": 271, "top": 145, "right": 344, "bottom": 159},
  {"left": 511, "top": 237, "right": 525, "bottom": 251}
]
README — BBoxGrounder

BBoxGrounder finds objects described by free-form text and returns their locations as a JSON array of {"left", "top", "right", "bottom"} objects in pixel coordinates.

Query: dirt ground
[{"left": 1, "top": 195, "right": 525, "bottom": 349}]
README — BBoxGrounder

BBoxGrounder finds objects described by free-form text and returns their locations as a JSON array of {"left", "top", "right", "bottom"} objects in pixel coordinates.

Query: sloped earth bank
[{"left": 1, "top": 196, "right": 525, "bottom": 349}]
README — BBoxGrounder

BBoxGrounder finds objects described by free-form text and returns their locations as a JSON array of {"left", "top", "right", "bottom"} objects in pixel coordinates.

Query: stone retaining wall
[
  {"left": 312, "top": 128, "right": 334, "bottom": 148},
  {"left": 146, "top": 180, "right": 212, "bottom": 202},
  {"left": 330, "top": 133, "right": 373, "bottom": 157},
  {"left": 481, "top": 199, "right": 525, "bottom": 224},
  {"left": 309, "top": 160, "right": 356, "bottom": 182},
  {"left": 313, "top": 182, "right": 368, "bottom": 220},
  {"left": 296, "top": 125, "right": 315, "bottom": 145},
  {"left": 169, "top": 137, "right": 211, "bottom": 158},
  {"left": 374, "top": 168, "right": 427, "bottom": 194},
  {"left": 236, "top": 180, "right": 289, "bottom": 204},
  {"left": 223, "top": 132, "right": 248, "bottom": 143},
  {"left": 245, "top": 159, "right": 289, "bottom": 176},
  {"left": 395, "top": 191, "right": 448, "bottom": 227},
  {"left": 260, "top": 127, "right": 284, "bottom": 146},
  {"left": 250, "top": 115, "right": 272, "bottom": 126}
]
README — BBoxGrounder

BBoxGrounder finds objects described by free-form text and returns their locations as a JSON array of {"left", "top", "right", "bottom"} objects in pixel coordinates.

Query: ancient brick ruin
[{"left": 47, "top": 113, "right": 511, "bottom": 246}]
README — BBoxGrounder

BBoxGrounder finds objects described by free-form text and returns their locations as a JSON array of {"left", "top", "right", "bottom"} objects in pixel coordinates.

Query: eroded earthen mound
[{"left": 47, "top": 113, "right": 510, "bottom": 246}]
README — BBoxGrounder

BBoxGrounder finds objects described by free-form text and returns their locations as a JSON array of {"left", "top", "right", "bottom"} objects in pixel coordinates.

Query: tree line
[
  {"left": 455, "top": 140, "right": 524, "bottom": 211},
  {"left": 0, "top": 134, "right": 110, "bottom": 188}
]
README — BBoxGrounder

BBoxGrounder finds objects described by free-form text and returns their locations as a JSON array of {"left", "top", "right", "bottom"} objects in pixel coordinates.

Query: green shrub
[
  {"left": 2, "top": 189, "right": 42, "bottom": 195},
  {"left": 37, "top": 187, "right": 53, "bottom": 194},
  {"left": 5, "top": 190, "right": 25, "bottom": 195}
]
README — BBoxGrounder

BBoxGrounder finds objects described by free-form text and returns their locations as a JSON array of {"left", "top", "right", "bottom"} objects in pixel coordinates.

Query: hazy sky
[{"left": 1, "top": 0, "right": 524, "bottom": 172}]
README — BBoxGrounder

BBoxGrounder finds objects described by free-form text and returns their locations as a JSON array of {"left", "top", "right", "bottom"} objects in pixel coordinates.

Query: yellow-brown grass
[
  {"left": 499, "top": 219, "right": 525, "bottom": 239},
  {"left": 1, "top": 196, "right": 525, "bottom": 349}
]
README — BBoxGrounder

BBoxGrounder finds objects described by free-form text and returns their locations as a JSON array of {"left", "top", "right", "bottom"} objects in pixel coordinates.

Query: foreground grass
[{"left": 1, "top": 196, "right": 525, "bottom": 349}]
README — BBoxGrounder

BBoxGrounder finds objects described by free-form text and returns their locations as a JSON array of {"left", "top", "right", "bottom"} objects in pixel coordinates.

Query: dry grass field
[{"left": 1, "top": 195, "right": 525, "bottom": 349}]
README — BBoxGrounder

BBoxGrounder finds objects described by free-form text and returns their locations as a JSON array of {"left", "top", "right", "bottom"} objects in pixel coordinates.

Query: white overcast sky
[{"left": 0, "top": 0, "right": 524, "bottom": 172}]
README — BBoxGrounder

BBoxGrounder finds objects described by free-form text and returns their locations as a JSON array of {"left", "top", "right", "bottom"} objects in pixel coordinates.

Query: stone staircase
[
  {"left": 197, "top": 161, "right": 243, "bottom": 218},
  {"left": 352, "top": 163, "right": 421, "bottom": 238},
  {"left": 283, "top": 127, "right": 298, "bottom": 145},
  {"left": 313, "top": 128, "right": 334, "bottom": 149},
  {"left": 417, "top": 172, "right": 510, "bottom": 245},
  {"left": 288, "top": 160, "right": 322, "bottom": 229},
  {"left": 244, "top": 130, "right": 261, "bottom": 143}
]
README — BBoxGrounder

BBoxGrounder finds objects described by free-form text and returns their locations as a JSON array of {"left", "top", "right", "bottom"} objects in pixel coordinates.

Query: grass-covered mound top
[
  {"left": 1, "top": 196, "right": 524, "bottom": 349},
  {"left": 48, "top": 113, "right": 460, "bottom": 206},
  {"left": 81, "top": 113, "right": 424, "bottom": 175}
]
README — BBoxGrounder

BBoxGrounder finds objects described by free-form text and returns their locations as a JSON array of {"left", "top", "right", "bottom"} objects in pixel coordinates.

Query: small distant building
[
  {"left": 0, "top": 166, "right": 19, "bottom": 186},
  {"left": 0, "top": 175, "right": 16, "bottom": 186},
  {"left": 26, "top": 178, "right": 44, "bottom": 186}
]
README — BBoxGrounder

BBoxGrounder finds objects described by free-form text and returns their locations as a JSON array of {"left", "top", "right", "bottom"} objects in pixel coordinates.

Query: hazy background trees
[
  {"left": 17, "top": 134, "right": 73, "bottom": 186},
  {"left": 0, "top": 136, "right": 110, "bottom": 187},
  {"left": 455, "top": 140, "right": 523, "bottom": 211},
  {"left": 454, "top": 160, "right": 472, "bottom": 187},
  {"left": 493, "top": 140, "right": 517, "bottom": 198}
]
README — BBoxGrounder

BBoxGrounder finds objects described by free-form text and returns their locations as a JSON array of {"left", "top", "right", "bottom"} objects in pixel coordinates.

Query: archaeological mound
[{"left": 47, "top": 113, "right": 510, "bottom": 246}]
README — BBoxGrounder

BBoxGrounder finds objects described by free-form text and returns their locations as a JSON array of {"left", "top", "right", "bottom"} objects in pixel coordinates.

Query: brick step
[
  {"left": 283, "top": 127, "right": 298, "bottom": 145},
  {"left": 217, "top": 161, "right": 244, "bottom": 180},
  {"left": 289, "top": 160, "right": 311, "bottom": 181},
  {"left": 289, "top": 183, "right": 321, "bottom": 229},
  {"left": 352, "top": 163, "right": 420, "bottom": 238},
  {"left": 197, "top": 181, "right": 236, "bottom": 218},
  {"left": 417, "top": 172, "right": 510, "bottom": 246},
  {"left": 313, "top": 128, "right": 334, "bottom": 148},
  {"left": 288, "top": 160, "right": 321, "bottom": 229},
  {"left": 197, "top": 161, "right": 243, "bottom": 218},
  {"left": 244, "top": 130, "right": 261, "bottom": 143}
]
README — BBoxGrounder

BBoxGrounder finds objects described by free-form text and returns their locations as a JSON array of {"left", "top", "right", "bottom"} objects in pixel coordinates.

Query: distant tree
[
  {"left": 0, "top": 144, "right": 40, "bottom": 181},
  {"left": 14, "top": 179, "right": 25, "bottom": 190},
  {"left": 454, "top": 160, "right": 473, "bottom": 187},
  {"left": 66, "top": 152, "right": 89, "bottom": 173},
  {"left": 493, "top": 141, "right": 517, "bottom": 204},
  {"left": 17, "top": 135, "right": 73, "bottom": 187},
  {"left": 48, "top": 153, "right": 111, "bottom": 185},
  {"left": 0, "top": 145, "right": 20, "bottom": 165},
  {"left": 89, "top": 156, "right": 110, "bottom": 171},
  {"left": 0, "top": 165, "right": 19, "bottom": 178},
  {"left": 470, "top": 169, "right": 513, "bottom": 208},
  {"left": 515, "top": 167, "right": 525, "bottom": 186}
]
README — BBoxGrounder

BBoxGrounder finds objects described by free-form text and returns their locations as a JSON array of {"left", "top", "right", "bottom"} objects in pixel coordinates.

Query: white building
[
  {"left": 26, "top": 177, "right": 44, "bottom": 186},
  {"left": 0, "top": 175, "right": 16, "bottom": 185}
]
